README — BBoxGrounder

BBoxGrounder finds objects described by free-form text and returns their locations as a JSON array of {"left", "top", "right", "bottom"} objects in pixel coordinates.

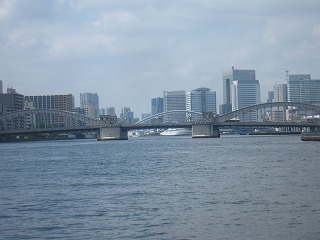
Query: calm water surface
[{"left": 0, "top": 135, "right": 320, "bottom": 239}]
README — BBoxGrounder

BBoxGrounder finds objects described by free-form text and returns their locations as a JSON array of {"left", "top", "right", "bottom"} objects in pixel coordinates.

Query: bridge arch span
[
  {"left": 136, "top": 110, "right": 203, "bottom": 124},
  {"left": 216, "top": 102, "right": 320, "bottom": 122}
]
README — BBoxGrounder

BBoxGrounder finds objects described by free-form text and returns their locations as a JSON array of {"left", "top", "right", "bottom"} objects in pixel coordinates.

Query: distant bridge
[
  {"left": 1, "top": 102, "right": 320, "bottom": 140},
  {"left": 136, "top": 110, "right": 203, "bottom": 124},
  {"left": 0, "top": 109, "right": 99, "bottom": 132},
  {"left": 215, "top": 102, "right": 320, "bottom": 122}
]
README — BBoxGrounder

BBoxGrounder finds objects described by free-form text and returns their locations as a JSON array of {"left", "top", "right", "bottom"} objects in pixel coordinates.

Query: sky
[{"left": 1, "top": 0, "right": 320, "bottom": 117}]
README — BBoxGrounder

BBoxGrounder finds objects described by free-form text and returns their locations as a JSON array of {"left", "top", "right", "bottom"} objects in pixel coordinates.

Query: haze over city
[{"left": 1, "top": 0, "right": 320, "bottom": 116}]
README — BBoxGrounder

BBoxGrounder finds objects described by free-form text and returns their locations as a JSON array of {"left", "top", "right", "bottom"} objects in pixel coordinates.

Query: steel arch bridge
[
  {"left": 136, "top": 110, "right": 203, "bottom": 124},
  {"left": 215, "top": 102, "right": 320, "bottom": 122},
  {"left": 0, "top": 109, "right": 100, "bottom": 131}
]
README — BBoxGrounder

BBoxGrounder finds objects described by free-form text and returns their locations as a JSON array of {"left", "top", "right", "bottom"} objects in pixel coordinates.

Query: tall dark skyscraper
[
  {"left": 151, "top": 97, "right": 164, "bottom": 123},
  {"left": 151, "top": 97, "right": 163, "bottom": 115}
]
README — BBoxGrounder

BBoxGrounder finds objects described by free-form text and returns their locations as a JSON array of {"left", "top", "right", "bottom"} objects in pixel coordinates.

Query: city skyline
[
  {"left": 1, "top": 70, "right": 320, "bottom": 119},
  {"left": 1, "top": 1, "right": 320, "bottom": 117}
]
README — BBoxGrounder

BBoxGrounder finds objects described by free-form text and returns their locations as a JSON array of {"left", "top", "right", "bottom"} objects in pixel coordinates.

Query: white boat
[
  {"left": 160, "top": 128, "right": 191, "bottom": 136},
  {"left": 129, "top": 130, "right": 145, "bottom": 137}
]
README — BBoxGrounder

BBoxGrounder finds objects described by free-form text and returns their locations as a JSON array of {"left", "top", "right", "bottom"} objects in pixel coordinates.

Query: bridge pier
[
  {"left": 192, "top": 124, "right": 220, "bottom": 138},
  {"left": 98, "top": 126, "right": 128, "bottom": 140}
]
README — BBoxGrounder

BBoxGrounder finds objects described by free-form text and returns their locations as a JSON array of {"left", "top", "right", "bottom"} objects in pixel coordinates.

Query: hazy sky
[{"left": 1, "top": 0, "right": 320, "bottom": 117}]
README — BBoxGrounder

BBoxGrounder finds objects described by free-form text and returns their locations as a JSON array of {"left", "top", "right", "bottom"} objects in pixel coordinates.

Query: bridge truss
[
  {"left": 215, "top": 102, "right": 320, "bottom": 122},
  {"left": 136, "top": 110, "right": 204, "bottom": 124}
]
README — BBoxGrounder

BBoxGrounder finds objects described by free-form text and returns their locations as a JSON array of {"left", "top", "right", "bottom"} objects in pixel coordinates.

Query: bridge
[{"left": 1, "top": 102, "right": 320, "bottom": 141}]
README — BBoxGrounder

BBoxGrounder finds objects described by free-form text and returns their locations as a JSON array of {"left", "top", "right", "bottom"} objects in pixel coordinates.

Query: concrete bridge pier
[
  {"left": 97, "top": 127, "right": 128, "bottom": 140},
  {"left": 192, "top": 124, "right": 220, "bottom": 138}
]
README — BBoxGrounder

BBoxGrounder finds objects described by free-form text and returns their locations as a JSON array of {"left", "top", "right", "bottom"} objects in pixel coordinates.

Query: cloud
[{"left": 1, "top": 0, "right": 320, "bottom": 116}]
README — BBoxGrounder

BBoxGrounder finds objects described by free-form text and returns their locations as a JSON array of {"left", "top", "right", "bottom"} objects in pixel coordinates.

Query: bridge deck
[{"left": 1, "top": 121, "right": 319, "bottom": 135}]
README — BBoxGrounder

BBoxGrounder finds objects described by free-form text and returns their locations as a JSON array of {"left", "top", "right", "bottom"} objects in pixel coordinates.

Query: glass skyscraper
[
  {"left": 288, "top": 74, "right": 320, "bottom": 105},
  {"left": 163, "top": 90, "right": 186, "bottom": 123},
  {"left": 151, "top": 97, "right": 164, "bottom": 115}
]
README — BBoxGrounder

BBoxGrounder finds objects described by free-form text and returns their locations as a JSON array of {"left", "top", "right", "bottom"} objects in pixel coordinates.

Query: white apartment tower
[
  {"left": 273, "top": 84, "right": 287, "bottom": 102},
  {"left": 186, "top": 87, "right": 216, "bottom": 120}
]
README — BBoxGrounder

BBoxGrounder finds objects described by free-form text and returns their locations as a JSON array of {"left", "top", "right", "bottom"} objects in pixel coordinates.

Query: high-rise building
[
  {"left": 287, "top": 74, "right": 320, "bottom": 105},
  {"left": 151, "top": 97, "right": 163, "bottom": 123},
  {"left": 24, "top": 94, "right": 74, "bottom": 111},
  {"left": 106, "top": 107, "right": 116, "bottom": 116},
  {"left": 99, "top": 108, "right": 106, "bottom": 116},
  {"left": 272, "top": 84, "right": 288, "bottom": 121},
  {"left": 0, "top": 80, "right": 3, "bottom": 94},
  {"left": 273, "top": 84, "right": 287, "bottom": 102},
  {"left": 222, "top": 67, "right": 260, "bottom": 121},
  {"left": 163, "top": 90, "right": 186, "bottom": 123},
  {"left": 120, "top": 107, "right": 134, "bottom": 124},
  {"left": 80, "top": 93, "right": 99, "bottom": 118},
  {"left": 151, "top": 97, "right": 164, "bottom": 115},
  {"left": 0, "top": 88, "right": 24, "bottom": 114},
  {"left": 231, "top": 79, "right": 260, "bottom": 121},
  {"left": 267, "top": 91, "right": 274, "bottom": 103},
  {"left": 221, "top": 66, "right": 256, "bottom": 115},
  {"left": 186, "top": 87, "right": 216, "bottom": 120}
]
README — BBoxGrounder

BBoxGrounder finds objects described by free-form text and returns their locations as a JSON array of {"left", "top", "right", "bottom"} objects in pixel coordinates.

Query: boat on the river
[
  {"left": 160, "top": 128, "right": 191, "bottom": 136},
  {"left": 301, "top": 132, "right": 320, "bottom": 141}
]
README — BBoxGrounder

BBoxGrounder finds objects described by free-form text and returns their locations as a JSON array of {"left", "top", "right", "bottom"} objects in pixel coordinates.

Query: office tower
[
  {"left": 80, "top": 93, "right": 99, "bottom": 118},
  {"left": 99, "top": 108, "right": 106, "bottom": 116},
  {"left": 221, "top": 66, "right": 256, "bottom": 115},
  {"left": 186, "top": 87, "right": 216, "bottom": 120},
  {"left": 287, "top": 74, "right": 320, "bottom": 105},
  {"left": 151, "top": 97, "right": 163, "bottom": 123},
  {"left": 222, "top": 67, "right": 260, "bottom": 121},
  {"left": 267, "top": 91, "right": 274, "bottom": 103},
  {"left": 24, "top": 94, "right": 74, "bottom": 111},
  {"left": 231, "top": 78, "right": 260, "bottom": 121},
  {"left": 0, "top": 80, "right": 3, "bottom": 94},
  {"left": 273, "top": 84, "right": 287, "bottom": 102},
  {"left": 151, "top": 97, "right": 164, "bottom": 115},
  {"left": 106, "top": 107, "right": 116, "bottom": 116},
  {"left": 120, "top": 107, "right": 134, "bottom": 123},
  {"left": 272, "top": 84, "right": 288, "bottom": 121},
  {"left": 163, "top": 90, "right": 186, "bottom": 123},
  {"left": 0, "top": 89, "right": 24, "bottom": 114}
]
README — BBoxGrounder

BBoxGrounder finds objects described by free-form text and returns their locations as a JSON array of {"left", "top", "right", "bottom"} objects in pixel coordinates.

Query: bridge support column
[
  {"left": 97, "top": 127, "right": 128, "bottom": 140},
  {"left": 192, "top": 124, "right": 220, "bottom": 138}
]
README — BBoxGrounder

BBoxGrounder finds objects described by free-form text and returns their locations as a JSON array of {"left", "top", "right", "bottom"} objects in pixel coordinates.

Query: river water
[{"left": 0, "top": 135, "right": 319, "bottom": 239}]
